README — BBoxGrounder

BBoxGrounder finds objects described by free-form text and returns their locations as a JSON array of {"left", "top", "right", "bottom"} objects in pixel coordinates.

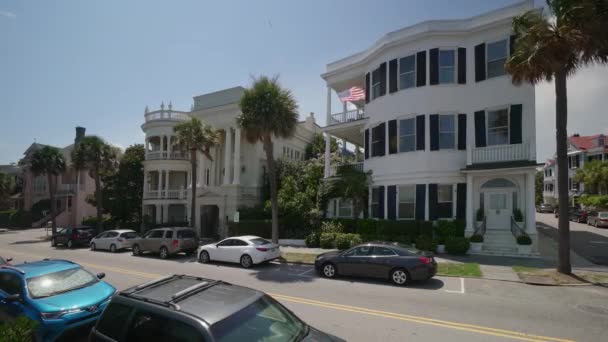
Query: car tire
[
  {"left": 321, "top": 263, "right": 337, "bottom": 278},
  {"left": 595, "top": 221, "right": 599, "bottom": 228},
  {"left": 199, "top": 251, "right": 210, "bottom": 264},
  {"left": 110, "top": 244, "right": 117, "bottom": 253},
  {"left": 67, "top": 240, "right": 73, "bottom": 249},
  {"left": 90, "top": 243, "right": 96, "bottom": 251},
  {"left": 51, "top": 238, "right": 56, "bottom": 247},
  {"left": 132, "top": 244, "right": 141, "bottom": 256},
  {"left": 240, "top": 254, "right": 253, "bottom": 268},
  {"left": 390, "top": 268, "right": 409, "bottom": 286},
  {"left": 159, "top": 247, "right": 169, "bottom": 259}
]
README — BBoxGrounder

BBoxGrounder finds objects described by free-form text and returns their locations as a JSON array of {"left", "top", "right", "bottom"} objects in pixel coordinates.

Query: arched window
[{"left": 481, "top": 178, "right": 516, "bottom": 188}]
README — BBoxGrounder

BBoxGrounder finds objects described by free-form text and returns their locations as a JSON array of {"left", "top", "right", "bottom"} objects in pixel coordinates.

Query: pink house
[{"left": 20, "top": 127, "right": 98, "bottom": 227}]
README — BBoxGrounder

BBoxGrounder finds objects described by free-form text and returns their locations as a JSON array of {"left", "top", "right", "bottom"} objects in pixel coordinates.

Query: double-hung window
[
  {"left": 439, "top": 50, "right": 455, "bottom": 84},
  {"left": 338, "top": 199, "right": 353, "bottom": 218},
  {"left": 437, "top": 184, "right": 453, "bottom": 218},
  {"left": 439, "top": 115, "right": 455, "bottom": 149},
  {"left": 371, "top": 125, "right": 383, "bottom": 156},
  {"left": 371, "top": 187, "right": 380, "bottom": 218},
  {"left": 398, "top": 185, "right": 415, "bottom": 219},
  {"left": 371, "top": 68, "right": 382, "bottom": 99},
  {"left": 487, "top": 39, "right": 508, "bottom": 78},
  {"left": 399, "top": 55, "right": 416, "bottom": 89},
  {"left": 487, "top": 108, "right": 509, "bottom": 146},
  {"left": 399, "top": 118, "right": 416, "bottom": 152}
]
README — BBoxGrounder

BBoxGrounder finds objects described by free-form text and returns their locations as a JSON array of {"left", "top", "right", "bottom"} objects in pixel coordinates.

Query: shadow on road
[
  {"left": 539, "top": 224, "right": 608, "bottom": 266},
  {"left": 10, "top": 239, "right": 50, "bottom": 245}
]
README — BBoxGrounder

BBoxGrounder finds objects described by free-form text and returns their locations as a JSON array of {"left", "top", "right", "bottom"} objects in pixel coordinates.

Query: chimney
[
  {"left": 75, "top": 127, "right": 86, "bottom": 145},
  {"left": 573, "top": 133, "right": 580, "bottom": 137},
  {"left": 305, "top": 112, "right": 316, "bottom": 130}
]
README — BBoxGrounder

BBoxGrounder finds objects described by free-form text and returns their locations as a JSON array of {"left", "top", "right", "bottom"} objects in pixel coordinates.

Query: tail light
[
  {"left": 418, "top": 257, "right": 433, "bottom": 264},
  {"left": 256, "top": 247, "right": 269, "bottom": 252},
  {"left": 172, "top": 240, "right": 179, "bottom": 248},
  {"left": 117, "top": 238, "right": 124, "bottom": 242}
]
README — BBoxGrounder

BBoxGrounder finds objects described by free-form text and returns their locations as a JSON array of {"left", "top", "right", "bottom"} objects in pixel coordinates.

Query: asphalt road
[
  {"left": 2, "top": 229, "right": 608, "bottom": 342},
  {"left": 537, "top": 213, "right": 608, "bottom": 266}
]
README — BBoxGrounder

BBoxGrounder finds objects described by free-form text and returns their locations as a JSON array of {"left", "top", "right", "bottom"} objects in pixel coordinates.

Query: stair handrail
[
  {"left": 473, "top": 216, "right": 486, "bottom": 237},
  {"left": 510, "top": 216, "right": 528, "bottom": 239}
]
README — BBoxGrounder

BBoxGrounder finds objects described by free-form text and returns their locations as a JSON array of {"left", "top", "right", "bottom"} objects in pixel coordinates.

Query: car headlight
[{"left": 41, "top": 308, "right": 84, "bottom": 320}]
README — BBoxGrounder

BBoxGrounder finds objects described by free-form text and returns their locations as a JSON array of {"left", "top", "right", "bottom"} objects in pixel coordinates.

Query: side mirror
[
  {"left": 6, "top": 258, "right": 12, "bottom": 262},
  {"left": 5, "top": 293, "right": 22, "bottom": 303},
  {"left": 97, "top": 273, "right": 106, "bottom": 280},
  {"left": 215, "top": 244, "right": 219, "bottom": 248}
]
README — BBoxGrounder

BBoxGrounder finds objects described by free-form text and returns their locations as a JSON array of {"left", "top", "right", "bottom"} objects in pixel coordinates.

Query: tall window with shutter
[
  {"left": 398, "top": 185, "right": 416, "bottom": 219},
  {"left": 399, "top": 54, "right": 416, "bottom": 90},
  {"left": 487, "top": 39, "right": 508, "bottom": 78}
]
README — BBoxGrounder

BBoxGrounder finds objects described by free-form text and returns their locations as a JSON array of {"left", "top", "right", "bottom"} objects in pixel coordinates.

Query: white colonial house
[
  {"left": 543, "top": 133, "right": 608, "bottom": 204},
  {"left": 141, "top": 86, "right": 320, "bottom": 238},
  {"left": 322, "top": 0, "right": 539, "bottom": 254}
]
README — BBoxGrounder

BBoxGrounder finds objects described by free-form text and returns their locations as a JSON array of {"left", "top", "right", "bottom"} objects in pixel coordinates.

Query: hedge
[
  {"left": 0, "top": 210, "right": 16, "bottom": 228},
  {"left": 445, "top": 237, "right": 470, "bottom": 254},
  {"left": 228, "top": 220, "right": 313, "bottom": 239},
  {"left": 9, "top": 210, "right": 32, "bottom": 228}
]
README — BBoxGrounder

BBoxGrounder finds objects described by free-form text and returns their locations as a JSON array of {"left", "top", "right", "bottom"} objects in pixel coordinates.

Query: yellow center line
[{"left": 3, "top": 248, "right": 575, "bottom": 342}]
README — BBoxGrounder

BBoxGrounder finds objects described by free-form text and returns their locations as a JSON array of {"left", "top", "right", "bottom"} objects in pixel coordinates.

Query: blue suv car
[{"left": 0, "top": 259, "right": 116, "bottom": 341}]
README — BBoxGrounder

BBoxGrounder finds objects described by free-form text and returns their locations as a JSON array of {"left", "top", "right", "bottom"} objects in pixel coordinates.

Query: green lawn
[
  {"left": 437, "top": 262, "right": 482, "bottom": 277},
  {"left": 512, "top": 266, "right": 608, "bottom": 285}
]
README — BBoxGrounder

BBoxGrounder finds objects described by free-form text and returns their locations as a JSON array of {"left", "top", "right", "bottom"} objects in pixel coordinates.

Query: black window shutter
[
  {"left": 474, "top": 110, "right": 487, "bottom": 148},
  {"left": 365, "top": 73, "right": 370, "bottom": 104},
  {"left": 389, "top": 59, "right": 398, "bottom": 93},
  {"left": 428, "top": 184, "right": 438, "bottom": 220},
  {"left": 430, "top": 114, "right": 439, "bottom": 151},
  {"left": 416, "top": 51, "right": 426, "bottom": 87},
  {"left": 416, "top": 115, "right": 425, "bottom": 151},
  {"left": 364, "top": 129, "right": 369, "bottom": 159},
  {"left": 378, "top": 122, "right": 386, "bottom": 156},
  {"left": 458, "top": 47, "right": 466, "bottom": 84},
  {"left": 510, "top": 35, "right": 516, "bottom": 56},
  {"left": 509, "top": 104, "right": 523, "bottom": 144},
  {"left": 458, "top": 114, "right": 467, "bottom": 150},
  {"left": 378, "top": 186, "right": 385, "bottom": 219},
  {"left": 388, "top": 120, "right": 398, "bottom": 154},
  {"left": 387, "top": 185, "right": 397, "bottom": 220},
  {"left": 475, "top": 43, "right": 486, "bottom": 82},
  {"left": 415, "top": 184, "right": 426, "bottom": 220},
  {"left": 429, "top": 48, "right": 439, "bottom": 85},
  {"left": 456, "top": 183, "right": 466, "bottom": 220},
  {"left": 379, "top": 62, "right": 387, "bottom": 96}
]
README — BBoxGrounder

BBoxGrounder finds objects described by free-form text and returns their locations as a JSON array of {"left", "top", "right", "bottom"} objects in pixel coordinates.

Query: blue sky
[{"left": 1, "top": 0, "right": 607, "bottom": 164}]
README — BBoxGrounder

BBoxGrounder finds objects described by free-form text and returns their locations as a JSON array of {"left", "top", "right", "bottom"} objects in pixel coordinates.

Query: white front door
[{"left": 485, "top": 191, "right": 511, "bottom": 230}]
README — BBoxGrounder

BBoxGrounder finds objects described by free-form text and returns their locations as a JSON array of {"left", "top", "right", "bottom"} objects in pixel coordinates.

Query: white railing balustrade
[
  {"left": 329, "top": 162, "right": 364, "bottom": 177},
  {"left": 329, "top": 109, "right": 365, "bottom": 125},
  {"left": 145, "top": 110, "right": 191, "bottom": 123},
  {"left": 144, "top": 190, "right": 159, "bottom": 199},
  {"left": 470, "top": 141, "right": 530, "bottom": 164},
  {"left": 145, "top": 151, "right": 188, "bottom": 160},
  {"left": 57, "top": 184, "right": 76, "bottom": 193}
]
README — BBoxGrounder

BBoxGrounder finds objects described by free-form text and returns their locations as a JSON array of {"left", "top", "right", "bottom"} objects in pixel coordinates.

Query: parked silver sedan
[
  {"left": 587, "top": 211, "right": 608, "bottom": 228},
  {"left": 90, "top": 229, "right": 139, "bottom": 252}
]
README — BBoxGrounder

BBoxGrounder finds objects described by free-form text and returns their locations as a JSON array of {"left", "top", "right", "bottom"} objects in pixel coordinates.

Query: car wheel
[
  {"left": 90, "top": 243, "right": 96, "bottom": 251},
  {"left": 132, "top": 244, "right": 141, "bottom": 256},
  {"left": 240, "top": 254, "right": 253, "bottom": 268},
  {"left": 595, "top": 221, "right": 599, "bottom": 228},
  {"left": 51, "top": 238, "right": 56, "bottom": 247},
  {"left": 159, "top": 247, "right": 169, "bottom": 259},
  {"left": 390, "top": 268, "right": 409, "bottom": 286},
  {"left": 199, "top": 251, "right": 210, "bottom": 264},
  {"left": 67, "top": 240, "right": 73, "bottom": 249},
  {"left": 321, "top": 263, "right": 337, "bottom": 278},
  {"left": 110, "top": 244, "right": 117, "bottom": 253}
]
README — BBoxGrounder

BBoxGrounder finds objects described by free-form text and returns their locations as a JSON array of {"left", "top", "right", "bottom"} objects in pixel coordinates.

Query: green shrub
[
  {"left": 0, "top": 210, "right": 16, "bottom": 228},
  {"left": 82, "top": 215, "right": 116, "bottom": 230},
  {"left": 10, "top": 210, "right": 32, "bottom": 228},
  {"left": 402, "top": 220, "right": 419, "bottom": 241},
  {"left": 356, "top": 219, "right": 377, "bottom": 240},
  {"left": 453, "top": 219, "right": 466, "bottom": 237},
  {"left": 0, "top": 315, "right": 39, "bottom": 342},
  {"left": 513, "top": 209, "right": 524, "bottom": 222},
  {"left": 335, "top": 233, "right": 351, "bottom": 250},
  {"left": 435, "top": 220, "right": 457, "bottom": 244},
  {"left": 305, "top": 231, "right": 320, "bottom": 248},
  {"left": 476, "top": 208, "right": 485, "bottom": 221},
  {"left": 331, "top": 218, "right": 357, "bottom": 233},
  {"left": 516, "top": 235, "right": 532, "bottom": 245},
  {"left": 349, "top": 233, "right": 363, "bottom": 247},
  {"left": 415, "top": 235, "right": 437, "bottom": 252},
  {"left": 377, "top": 220, "right": 402, "bottom": 241},
  {"left": 228, "top": 220, "right": 272, "bottom": 238},
  {"left": 321, "top": 221, "right": 344, "bottom": 234},
  {"left": 238, "top": 205, "right": 270, "bottom": 220},
  {"left": 469, "top": 234, "right": 484, "bottom": 243},
  {"left": 446, "top": 237, "right": 470, "bottom": 254},
  {"left": 418, "top": 221, "right": 434, "bottom": 237},
  {"left": 320, "top": 233, "right": 336, "bottom": 249}
]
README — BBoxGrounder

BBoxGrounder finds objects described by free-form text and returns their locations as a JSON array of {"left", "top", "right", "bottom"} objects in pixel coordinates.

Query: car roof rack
[{"left": 0, "top": 265, "right": 26, "bottom": 274}]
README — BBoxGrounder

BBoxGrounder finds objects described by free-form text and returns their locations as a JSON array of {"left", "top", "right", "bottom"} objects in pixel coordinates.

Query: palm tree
[
  {"left": 173, "top": 117, "right": 220, "bottom": 231},
  {"left": 506, "top": 0, "right": 608, "bottom": 274},
  {"left": 29, "top": 146, "right": 66, "bottom": 234},
  {"left": 575, "top": 160, "right": 608, "bottom": 195},
  {"left": 331, "top": 165, "right": 372, "bottom": 220},
  {"left": 71, "top": 136, "right": 118, "bottom": 234},
  {"left": 238, "top": 76, "right": 298, "bottom": 243}
]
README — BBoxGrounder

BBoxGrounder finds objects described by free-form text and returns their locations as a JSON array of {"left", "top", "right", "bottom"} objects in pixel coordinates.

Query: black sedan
[{"left": 314, "top": 242, "right": 437, "bottom": 286}]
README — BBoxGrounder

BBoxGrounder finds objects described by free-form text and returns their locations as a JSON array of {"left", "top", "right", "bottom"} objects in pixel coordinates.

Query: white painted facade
[
  {"left": 322, "top": 0, "right": 539, "bottom": 254},
  {"left": 141, "top": 87, "right": 320, "bottom": 238}
]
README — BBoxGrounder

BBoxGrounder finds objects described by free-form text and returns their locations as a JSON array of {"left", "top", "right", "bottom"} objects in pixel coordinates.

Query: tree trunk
[
  {"left": 95, "top": 169, "right": 103, "bottom": 234},
  {"left": 263, "top": 136, "right": 279, "bottom": 244},
  {"left": 48, "top": 174, "right": 57, "bottom": 235},
  {"left": 190, "top": 149, "right": 197, "bottom": 233},
  {"left": 555, "top": 69, "right": 571, "bottom": 275}
]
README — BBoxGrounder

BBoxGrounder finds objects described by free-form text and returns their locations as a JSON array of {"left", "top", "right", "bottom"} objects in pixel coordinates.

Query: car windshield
[
  {"left": 26, "top": 267, "right": 98, "bottom": 298},
  {"left": 250, "top": 238, "right": 272, "bottom": 246},
  {"left": 599, "top": 213, "right": 608, "bottom": 218},
  {"left": 177, "top": 230, "right": 195, "bottom": 238},
  {"left": 211, "top": 295, "right": 307, "bottom": 342}
]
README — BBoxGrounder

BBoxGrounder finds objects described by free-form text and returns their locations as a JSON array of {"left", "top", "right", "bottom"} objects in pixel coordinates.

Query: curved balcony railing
[
  {"left": 144, "top": 189, "right": 188, "bottom": 200},
  {"left": 145, "top": 110, "right": 190, "bottom": 123},
  {"left": 145, "top": 151, "right": 188, "bottom": 161},
  {"left": 329, "top": 109, "right": 365, "bottom": 126},
  {"left": 329, "top": 162, "right": 364, "bottom": 177}
]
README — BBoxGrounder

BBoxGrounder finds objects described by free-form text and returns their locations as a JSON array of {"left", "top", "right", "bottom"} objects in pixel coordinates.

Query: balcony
[
  {"left": 468, "top": 141, "right": 533, "bottom": 165},
  {"left": 328, "top": 109, "right": 365, "bottom": 126},
  {"left": 57, "top": 184, "right": 76, "bottom": 195},
  {"left": 329, "top": 162, "right": 364, "bottom": 177},
  {"left": 145, "top": 109, "right": 190, "bottom": 123},
  {"left": 144, "top": 189, "right": 188, "bottom": 200},
  {"left": 145, "top": 151, "right": 188, "bottom": 161}
]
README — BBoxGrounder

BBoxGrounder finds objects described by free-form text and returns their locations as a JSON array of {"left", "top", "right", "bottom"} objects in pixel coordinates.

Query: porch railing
[
  {"left": 473, "top": 216, "right": 486, "bottom": 237},
  {"left": 145, "top": 110, "right": 190, "bottom": 122},
  {"left": 510, "top": 216, "right": 528, "bottom": 239},
  {"left": 469, "top": 141, "right": 531, "bottom": 164},
  {"left": 144, "top": 189, "right": 187, "bottom": 200},
  {"left": 329, "top": 109, "right": 365, "bottom": 125},
  {"left": 329, "top": 162, "right": 364, "bottom": 177},
  {"left": 145, "top": 151, "right": 188, "bottom": 160}
]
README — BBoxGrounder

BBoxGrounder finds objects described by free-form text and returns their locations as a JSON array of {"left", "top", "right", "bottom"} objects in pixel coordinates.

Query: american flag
[{"left": 338, "top": 86, "right": 365, "bottom": 102}]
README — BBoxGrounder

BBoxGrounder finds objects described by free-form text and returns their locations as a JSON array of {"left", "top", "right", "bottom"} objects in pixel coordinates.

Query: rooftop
[
  {"left": 569, "top": 134, "right": 607, "bottom": 151},
  {"left": 192, "top": 86, "right": 245, "bottom": 111}
]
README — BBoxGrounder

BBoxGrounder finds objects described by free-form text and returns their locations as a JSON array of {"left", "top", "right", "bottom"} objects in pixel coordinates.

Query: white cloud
[
  {"left": 535, "top": 64, "right": 608, "bottom": 161},
  {"left": 0, "top": 10, "right": 16, "bottom": 19}
]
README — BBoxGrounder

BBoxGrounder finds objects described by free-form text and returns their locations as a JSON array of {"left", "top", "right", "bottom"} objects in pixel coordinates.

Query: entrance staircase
[{"left": 482, "top": 229, "right": 518, "bottom": 254}]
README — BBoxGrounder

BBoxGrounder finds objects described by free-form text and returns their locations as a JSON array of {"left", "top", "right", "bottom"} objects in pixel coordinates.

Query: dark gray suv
[
  {"left": 90, "top": 275, "right": 344, "bottom": 342},
  {"left": 131, "top": 227, "right": 199, "bottom": 259}
]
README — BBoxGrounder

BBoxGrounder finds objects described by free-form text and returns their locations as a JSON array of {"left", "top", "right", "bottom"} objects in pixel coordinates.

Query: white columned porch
[
  {"left": 223, "top": 128, "right": 233, "bottom": 185},
  {"left": 525, "top": 171, "right": 536, "bottom": 233},
  {"left": 466, "top": 173, "right": 474, "bottom": 235},
  {"left": 324, "top": 133, "right": 331, "bottom": 178},
  {"left": 157, "top": 171, "right": 162, "bottom": 199},
  {"left": 155, "top": 204, "right": 161, "bottom": 223},
  {"left": 326, "top": 86, "right": 332, "bottom": 126},
  {"left": 164, "top": 170, "right": 170, "bottom": 193},
  {"left": 199, "top": 152, "right": 206, "bottom": 187},
  {"left": 233, "top": 128, "right": 241, "bottom": 185},
  {"left": 163, "top": 204, "right": 169, "bottom": 223}
]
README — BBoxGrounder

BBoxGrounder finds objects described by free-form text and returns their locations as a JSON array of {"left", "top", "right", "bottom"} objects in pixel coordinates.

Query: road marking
[
  {"left": 589, "top": 241, "right": 608, "bottom": 244},
  {"left": 288, "top": 268, "right": 315, "bottom": 278},
  {"left": 2, "top": 249, "right": 573, "bottom": 342},
  {"left": 446, "top": 277, "right": 465, "bottom": 294},
  {"left": 270, "top": 293, "right": 573, "bottom": 342}
]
